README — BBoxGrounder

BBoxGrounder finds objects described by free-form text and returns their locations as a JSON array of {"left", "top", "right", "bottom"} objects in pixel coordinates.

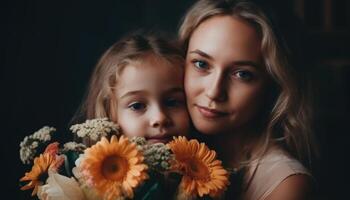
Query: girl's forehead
[
  {"left": 124, "top": 54, "right": 183, "bottom": 71},
  {"left": 119, "top": 56, "right": 183, "bottom": 79},
  {"left": 115, "top": 58, "right": 184, "bottom": 99}
]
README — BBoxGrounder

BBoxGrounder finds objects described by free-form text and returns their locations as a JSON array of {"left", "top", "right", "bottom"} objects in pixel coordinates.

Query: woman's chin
[{"left": 194, "top": 123, "right": 225, "bottom": 135}]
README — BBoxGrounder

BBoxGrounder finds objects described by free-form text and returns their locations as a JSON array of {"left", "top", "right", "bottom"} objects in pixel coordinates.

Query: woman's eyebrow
[
  {"left": 189, "top": 49, "right": 260, "bottom": 67},
  {"left": 188, "top": 49, "right": 213, "bottom": 60}
]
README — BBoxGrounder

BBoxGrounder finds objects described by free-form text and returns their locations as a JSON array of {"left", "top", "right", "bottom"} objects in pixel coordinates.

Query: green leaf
[
  {"left": 133, "top": 172, "right": 167, "bottom": 200},
  {"left": 62, "top": 151, "right": 80, "bottom": 177}
]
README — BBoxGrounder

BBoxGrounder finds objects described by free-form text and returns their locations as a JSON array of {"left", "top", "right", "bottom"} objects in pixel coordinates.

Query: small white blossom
[
  {"left": 129, "top": 136, "right": 147, "bottom": 150},
  {"left": 31, "top": 126, "right": 56, "bottom": 141},
  {"left": 32, "top": 141, "right": 38, "bottom": 148},
  {"left": 61, "top": 142, "right": 86, "bottom": 153},
  {"left": 70, "top": 118, "right": 120, "bottom": 141},
  {"left": 143, "top": 143, "right": 174, "bottom": 172},
  {"left": 128, "top": 137, "right": 174, "bottom": 171},
  {"left": 19, "top": 126, "right": 56, "bottom": 164}
]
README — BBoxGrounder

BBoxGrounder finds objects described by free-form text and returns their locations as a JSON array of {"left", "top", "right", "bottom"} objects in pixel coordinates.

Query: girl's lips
[
  {"left": 196, "top": 105, "right": 228, "bottom": 119},
  {"left": 147, "top": 137, "right": 172, "bottom": 144},
  {"left": 146, "top": 135, "right": 173, "bottom": 144}
]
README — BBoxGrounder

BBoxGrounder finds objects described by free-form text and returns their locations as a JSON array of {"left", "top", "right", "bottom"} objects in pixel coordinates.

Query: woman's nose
[
  {"left": 149, "top": 107, "right": 171, "bottom": 128},
  {"left": 205, "top": 71, "right": 227, "bottom": 102}
]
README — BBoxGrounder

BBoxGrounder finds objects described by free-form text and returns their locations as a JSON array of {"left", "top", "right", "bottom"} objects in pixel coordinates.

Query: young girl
[
  {"left": 73, "top": 32, "right": 191, "bottom": 144},
  {"left": 179, "top": 0, "right": 318, "bottom": 199}
]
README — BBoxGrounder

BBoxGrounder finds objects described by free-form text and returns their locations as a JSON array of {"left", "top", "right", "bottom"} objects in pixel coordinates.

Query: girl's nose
[
  {"left": 149, "top": 108, "right": 171, "bottom": 128},
  {"left": 205, "top": 71, "right": 227, "bottom": 102}
]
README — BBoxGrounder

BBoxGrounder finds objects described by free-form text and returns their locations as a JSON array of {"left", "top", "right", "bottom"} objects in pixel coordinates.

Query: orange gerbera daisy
[
  {"left": 167, "top": 136, "right": 230, "bottom": 198},
  {"left": 79, "top": 135, "right": 148, "bottom": 200},
  {"left": 20, "top": 152, "right": 63, "bottom": 196}
]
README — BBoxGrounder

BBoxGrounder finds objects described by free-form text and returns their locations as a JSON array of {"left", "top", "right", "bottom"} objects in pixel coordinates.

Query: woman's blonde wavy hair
[
  {"left": 179, "top": 0, "right": 317, "bottom": 168},
  {"left": 72, "top": 32, "right": 184, "bottom": 125}
]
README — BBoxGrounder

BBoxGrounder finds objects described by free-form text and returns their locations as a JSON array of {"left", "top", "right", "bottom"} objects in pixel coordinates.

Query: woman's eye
[
  {"left": 234, "top": 71, "right": 254, "bottom": 81},
  {"left": 128, "top": 102, "right": 146, "bottom": 111},
  {"left": 192, "top": 60, "right": 208, "bottom": 69}
]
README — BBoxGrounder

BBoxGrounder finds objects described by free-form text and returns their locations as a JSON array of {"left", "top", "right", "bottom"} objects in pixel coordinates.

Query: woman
[{"left": 179, "top": 0, "right": 317, "bottom": 199}]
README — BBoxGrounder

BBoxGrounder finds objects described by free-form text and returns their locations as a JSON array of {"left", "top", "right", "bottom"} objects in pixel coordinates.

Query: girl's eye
[
  {"left": 192, "top": 60, "right": 208, "bottom": 70},
  {"left": 128, "top": 102, "right": 146, "bottom": 111},
  {"left": 164, "top": 98, "right": 183, "bottom": 107},
  {"left": 234, "top": 71, "right": 254, "bottom": 81}
]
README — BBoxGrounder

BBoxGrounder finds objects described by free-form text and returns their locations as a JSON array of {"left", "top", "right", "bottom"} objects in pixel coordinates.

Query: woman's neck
[{"left": 209, "top": 127, "right": 260, "bottom": 169}]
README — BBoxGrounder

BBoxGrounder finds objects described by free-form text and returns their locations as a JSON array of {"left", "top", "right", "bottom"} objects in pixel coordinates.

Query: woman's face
[{"left": 185, "top": 15, "right": 270, "bottom": 135}]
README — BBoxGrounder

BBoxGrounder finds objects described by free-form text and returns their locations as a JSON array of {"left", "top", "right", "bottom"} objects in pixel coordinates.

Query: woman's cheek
[
  {"left": 185, "top": 70, "right": 201, "bottom": 99},
  {"left": 233, "top": 83, "right": 267, "bottom": 121},
  {"left": 184, "top": 71, "right": 193, "bottom": 98}
]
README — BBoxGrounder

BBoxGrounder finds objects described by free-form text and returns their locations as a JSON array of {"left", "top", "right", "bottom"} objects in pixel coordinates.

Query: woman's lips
[{"left": 196, "top": 105, "right": 228, "bottom": 119}]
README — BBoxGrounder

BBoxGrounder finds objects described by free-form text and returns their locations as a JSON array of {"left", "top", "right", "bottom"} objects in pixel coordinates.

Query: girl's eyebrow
[
  {"left": 119, "top": 87, "right": 184, "bottom": 100},
  {"left": 189, "top": 49, "right": 213, "bottom": 60},
  {"left": 119, "top": 90, "right": 146, "bottom": 99}
]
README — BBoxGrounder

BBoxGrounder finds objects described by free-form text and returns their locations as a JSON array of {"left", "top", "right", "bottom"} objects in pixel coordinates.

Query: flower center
[
  {"left": 101, "top": 155, "right": 128, "bottom": 181},
  {"left": 186, "top": 159, "right": 210, "bottom": 180}
]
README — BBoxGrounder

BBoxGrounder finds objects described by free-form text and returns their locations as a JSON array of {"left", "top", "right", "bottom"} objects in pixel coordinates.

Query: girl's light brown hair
[
  {"left": 72, "top": 32, "right": 184, "bottom": 124},
  {"left": 179, "top": 0, "right": 318, "bottom": 168}
]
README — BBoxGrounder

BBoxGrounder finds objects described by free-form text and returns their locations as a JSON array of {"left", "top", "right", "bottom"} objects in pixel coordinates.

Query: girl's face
[
  {"left": 185, "top": 15, "right": 270, "bottom": 135},
  {"left": 115, "top": 55, "right": 190, "bottom": 143}
]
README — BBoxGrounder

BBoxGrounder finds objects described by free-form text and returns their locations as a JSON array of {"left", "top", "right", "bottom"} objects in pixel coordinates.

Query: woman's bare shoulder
[
  {"left": 242, "top": 147, "right": 314, "bottom": 200},
  {"left": 265, "top": 174, "right": 315, "bottom": 200}
]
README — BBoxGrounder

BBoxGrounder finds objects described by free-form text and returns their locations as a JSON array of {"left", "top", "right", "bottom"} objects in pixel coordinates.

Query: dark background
[{"left": 2, "top": 0, "right": 349, "bottom": 199}]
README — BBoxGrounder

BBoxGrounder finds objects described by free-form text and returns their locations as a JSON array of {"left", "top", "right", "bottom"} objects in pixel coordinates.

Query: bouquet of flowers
[{"left": 19, "top": 118, "right": 230, "bottom": 200}]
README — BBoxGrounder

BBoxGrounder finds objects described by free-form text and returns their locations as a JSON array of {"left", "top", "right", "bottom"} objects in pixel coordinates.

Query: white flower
[
  {"left": 19, "top": 126, "right": 56, "bottom": 164},
  {"left": 143, "top": 143, "right": 173, "bottom": 171},
  {"left": 61, "top": 142, "right": 86, "bottom": 153},
  {"left": 129, "top": 136, "right": 147, "bottom": 150},
  {"left": 37, "top": 170, "right": 85, "bottom": 200},
  {"left": 70, "top": 118, "right": 120, "bottom": 141},
  {"left": 72, "top": 154, "right": 86, "bottom": 181},
  {"left": 31, "top": 126, "right": 56, "bottom": 141}
]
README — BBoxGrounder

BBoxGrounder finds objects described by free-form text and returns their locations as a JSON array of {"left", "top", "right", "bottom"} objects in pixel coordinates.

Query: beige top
[{"left": 240, "top": 147, "right": 311, "bottom": 200}]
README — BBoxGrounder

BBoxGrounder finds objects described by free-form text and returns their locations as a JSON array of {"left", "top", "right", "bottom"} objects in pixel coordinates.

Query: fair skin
[
  {"left": 185, "top": 15, "right": 312, "bottom": 199},
  {"left": 185, "top": 15, "right": 269, "bottom": 165},
  {"left": 265, "top": 174, "right": 314, "bottom": 200},
  {"left": 115, "top": 55, "right": 190, "bottom": 144}
]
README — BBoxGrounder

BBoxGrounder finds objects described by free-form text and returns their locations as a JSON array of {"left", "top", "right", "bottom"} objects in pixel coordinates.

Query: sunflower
[
  {"left": 20, "top": 153, "right": 63, "bottom": 196},
  {"left": 167, "top": 136, "right": 230, "bottom": 198},
  {"left": 79, "top": 135, "right": 148, "bottom": 200}
]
